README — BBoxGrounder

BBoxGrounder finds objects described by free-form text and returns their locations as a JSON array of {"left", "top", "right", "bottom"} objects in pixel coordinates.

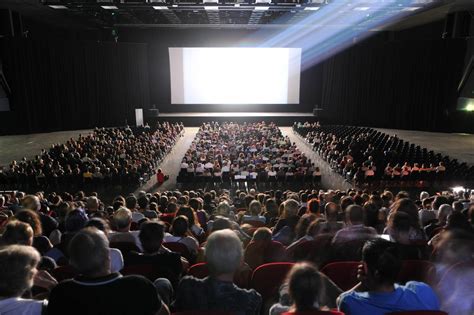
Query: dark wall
[
  {"left": 0, "top": 38, "right": 149, "bottom": 134},
  {"left": 0, "top": 16, "right": 469, "bottom": 134}
]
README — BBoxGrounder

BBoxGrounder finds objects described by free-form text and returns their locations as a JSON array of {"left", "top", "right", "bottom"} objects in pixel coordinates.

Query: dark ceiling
[{"left": 1, "top": 0, "right": 473, "bottom": 30}]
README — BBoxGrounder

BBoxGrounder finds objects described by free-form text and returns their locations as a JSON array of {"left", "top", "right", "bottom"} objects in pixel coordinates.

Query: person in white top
[{"left": 0, "top": 245, "right": 57, "bottom": 315}]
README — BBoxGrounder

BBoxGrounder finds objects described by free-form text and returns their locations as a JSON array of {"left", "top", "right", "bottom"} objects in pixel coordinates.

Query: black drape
[
  {"left": 0, "top": 39, "right": 149, "bottom": 134},
  {"left": 316, "top": 38, "right": 466, "bottom": 131}
]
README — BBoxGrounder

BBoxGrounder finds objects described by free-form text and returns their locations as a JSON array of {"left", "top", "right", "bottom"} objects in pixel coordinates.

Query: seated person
[
  {"left": 270, "top": 262, "right": 343, "bottom": 315},
  {"left": 47, "top": 227, "right": 169, "bottom": 315},
  {"left": 332, "top": 205, "right": 377, "bottom": 244},
  {"left": 164, "top": 215, "right": 199, "bottom": 256},
  {"left": 126, "top": 221, "right": 183, "bottom": 287},
  {"left": 173, "top": 229, "right": 261, "bottom": 314},
  {"left": 241, "top": 200, "right": 266, "bottom": 224},
  {"left": 108, "top": 207, "right": 141, "bottom": 250},
  {"left": 337, "top": 238, "right": 440, "bottom": 315},
  {"left": 0, "top": 245, "right": 55, "bottom": 315}
]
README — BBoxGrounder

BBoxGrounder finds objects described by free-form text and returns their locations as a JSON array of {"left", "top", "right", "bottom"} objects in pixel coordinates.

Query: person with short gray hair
[
  {"left": 0, "top": 245, "right": 48, "bottom": 315},
  {"left": 48, "top": 227, "right": 169, "bottom": 315},
  {"left": 108, "top": 207, "right": 141, "bottom": 249},
  {"left": 173, "top": 229, "right": 261, "bottom": 314}
]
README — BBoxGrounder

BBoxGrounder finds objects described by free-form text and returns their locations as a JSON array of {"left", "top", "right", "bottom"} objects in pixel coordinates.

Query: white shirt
[
  {"left": 109, "top": 248, "right": 124, "bottom": 273},
  {"left": 0, "top": 298, "right": 45, "bottom": 315}
]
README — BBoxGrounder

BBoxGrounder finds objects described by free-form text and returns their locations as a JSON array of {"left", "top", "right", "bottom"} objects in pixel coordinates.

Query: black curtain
[
  {"left": 0, "top": 39, "right": 149, "bottom": 134},
  {"left": 317, "top": 38, "right": 466, "bottom": 131}
]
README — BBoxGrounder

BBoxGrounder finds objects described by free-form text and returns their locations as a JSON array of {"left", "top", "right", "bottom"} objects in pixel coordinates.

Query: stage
[{"left": 150, "top": 112, "right": 317, "bottom": 126}]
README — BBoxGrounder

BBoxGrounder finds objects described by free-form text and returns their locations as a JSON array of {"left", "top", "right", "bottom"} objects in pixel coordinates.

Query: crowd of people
[
  {"left": 0, "top": 186, "right": 473, "bottom": 314},
  {"left": 178, "top": 122, "right": 322, "bottom": 185},
  {"left": 0, "top": 122, "right": 183, "bottom": 191},
  {"left": 294, "top": 122, "right": 474, "bottom": 184}
]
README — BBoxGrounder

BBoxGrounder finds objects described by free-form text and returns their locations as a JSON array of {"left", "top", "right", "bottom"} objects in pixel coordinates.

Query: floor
[
  {"left": 376, "top": 128, "right": 474, "bottom": 166},
  {"left": 0, "top": 129, "right": 92, "bottom": 167}
]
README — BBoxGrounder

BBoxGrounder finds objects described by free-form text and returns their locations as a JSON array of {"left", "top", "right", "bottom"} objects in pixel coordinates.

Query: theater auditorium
[{"left": 0, "top": 0, "right": 473, "bottom": 314}]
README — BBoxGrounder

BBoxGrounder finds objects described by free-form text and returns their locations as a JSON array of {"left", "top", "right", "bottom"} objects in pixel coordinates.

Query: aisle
[
  {"left": 280, "top": 127, "right": 352, "bottom": 191},
  {"left": 137, "top": 127, "right": 199, "bottom": 193}
]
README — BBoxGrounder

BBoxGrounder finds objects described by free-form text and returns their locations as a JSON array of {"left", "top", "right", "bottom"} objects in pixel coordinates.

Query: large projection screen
[{"left": 169, "top": 47, "right": 301, "bottom": 104}]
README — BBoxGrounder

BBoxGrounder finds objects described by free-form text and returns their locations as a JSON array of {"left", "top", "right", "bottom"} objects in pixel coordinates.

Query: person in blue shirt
[{"left": 337, "top": 238, "right": 440, "bottom": 315}]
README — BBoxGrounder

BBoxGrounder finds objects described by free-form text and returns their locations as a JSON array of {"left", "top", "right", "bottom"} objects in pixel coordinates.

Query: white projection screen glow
[{"left": 169, "top": 47, "right": 302, "bottom": 104}]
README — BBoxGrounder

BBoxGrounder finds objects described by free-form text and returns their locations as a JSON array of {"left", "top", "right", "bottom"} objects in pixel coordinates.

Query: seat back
[
  {"left": 320, "top": 261, "right": 359, "bottom": 291},
  {"left": 250, "top": 262, "right": 294, "bottom": 301},
  {"left": 397, "top": 260, "right": 436, "bottom": 285},
  {"left": 244, "top": 220, "right": 265, "bottom": 228},
  {"left": 244, "top": 240, "right": 287, "bottom": 270},
  {"left": 163, "top": 242, "right": 194, "bottom": 262},
  {"left": 286, "top": 235, "right": 333, "bottom": 265}
]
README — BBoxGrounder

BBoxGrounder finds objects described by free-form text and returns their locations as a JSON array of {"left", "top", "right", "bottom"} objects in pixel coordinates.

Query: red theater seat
[
  {"left": 163, "top": 242, "right": 194, "bottom": 262},
  {"left": 320, "top": 261, "right": 359, "bottom": 291},
  {"left": 397, "top": 260, "right": 436, "bottom": 285},
  {"left": 244, "top": 240, "right": 287, "bottom": 270},
  {"left": 250, "top": 262, "right": 294, "bottom": 301}
]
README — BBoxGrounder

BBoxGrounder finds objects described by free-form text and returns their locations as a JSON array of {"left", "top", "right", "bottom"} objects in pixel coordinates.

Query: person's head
[
  {"left": 452, "top": 201, "right": 464, "bottom": 213},
  {"left": 69, "top": 227, "right": 110, "bottom": 277},
  {"left": 171, "top": 215, "right": 189, "bottom": 237},
  {"left": 345, "top": 205, "right": 364, "bottom": 225},
  {"left": 420, "top": 191, "right": 430, "bottom": 201},
  {"left": 137, "top": 195, "right": 149, "bottom": 210},
  {"left": 1, "top": 221, "right": 34, "bottom": 246},
  {"left": 390, "top": 198, "right": 421, "bottom": 229},
  {"left": 387, "top": 212, "right": 411, "bottom": 244},
  {"left": 295, "top": 214, "right": 317, "bottom": 239},
  {"left": 20, "top": 195, "right": 41, "bottom": 212},
  {"left": 0, "top": 245, "right": 40, "bottom": 297},
  {"left": 286, "top": 262, "right": 324, "bottom": 311},
  {"left": 251, "top": 227, "right": 272, "bottom": 242},
  {"left": 15, "top": 209, "right": 42, "bottom": 236},
  {"left": 324, "top": 202, "right": 339, "bottom": 222},
  {"left": 248, "top": 200, "right": 262, "bottom": 216},
  {"left": 113, "top": 207, "right": 132, "bottom": 231},
  {"left": 86, "top": 196, "right": 99, "bottom": 212},
  {"left": 438, "top": 204, "right": 453, "bottom": 224},
  {"left": 306, "top": 218, "right": 329, "bottom": 237},
  {"left": 211, "top": 217, "right": 232, "bottom": 233},
  {"left": 282, "top": 199, "right": 299, "bottom": 218},
  {"left": 176, "top": 206, "right": 197, "bottom": 227},
  {"left": 139, "top": 221, "right": 165, "bottom": 253},
  {"left": 65, "top": 209, "right": 88, "bottom": 233},
  {"left": 340, "top": 196, "right": 354, "bottom": 212},
  {"left": 215, "top": 202, "right": 231, "bottom": 217},
  {"left": 205, "top": 229, "right": 243, "bottom": 277},
  {"left": 85, "top": 217, "right": 110, "bottom": 236},
  {"left": 307, "top": 198, "right": 320, "bottom": 215},
  {"left": 264, "top": 198, "right": 278, "bottom": 216},
  {"left": 125, "top": 195, "right": 137, "bottom": 210},
  {"left": 362, "top": 238, "right": 402, "bottom": 287}
]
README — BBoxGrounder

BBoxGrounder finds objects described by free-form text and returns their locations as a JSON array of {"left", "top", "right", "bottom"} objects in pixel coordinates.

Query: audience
[{"left": 1, "top": 123, "right": 183, "bottom": 191}]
